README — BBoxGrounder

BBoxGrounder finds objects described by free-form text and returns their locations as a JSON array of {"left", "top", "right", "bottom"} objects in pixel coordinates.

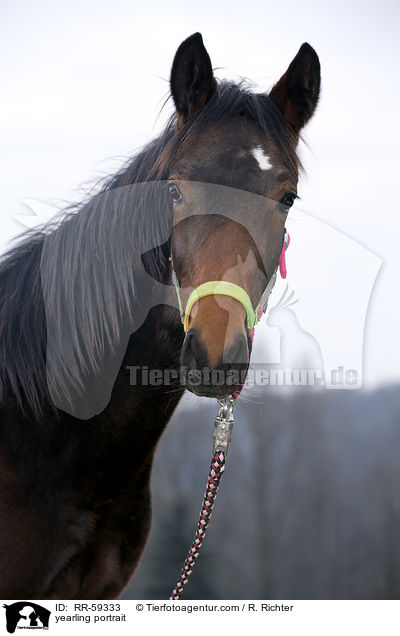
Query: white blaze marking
[{"left": 251, "top": 145, "right": 273, "bottom": 171}]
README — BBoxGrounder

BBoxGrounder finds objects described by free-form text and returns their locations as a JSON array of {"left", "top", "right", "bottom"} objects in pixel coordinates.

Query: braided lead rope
[{"left": 170, "top": 450, "right": 226, "bottom": 600}]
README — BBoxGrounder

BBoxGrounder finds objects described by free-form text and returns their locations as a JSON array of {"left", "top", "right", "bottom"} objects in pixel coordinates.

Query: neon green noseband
[{"left": 183, "top": 281, "right": 256, "bottom": 333}]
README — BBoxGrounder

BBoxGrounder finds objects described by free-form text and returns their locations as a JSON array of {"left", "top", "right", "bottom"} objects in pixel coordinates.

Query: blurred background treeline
[{"left": 122, "top": 386, "right": 400, "bottom": 600}]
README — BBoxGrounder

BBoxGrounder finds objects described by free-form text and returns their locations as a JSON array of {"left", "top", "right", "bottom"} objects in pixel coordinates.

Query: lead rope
[
  {"left": 169, "top": 230, "right": 290, "bottom": 599},
  {"left": 170, "top": 396, "right": 236, "bottom": 600},
  {"left": 169, "top": 450, "right": 226, "bottom": 600}
]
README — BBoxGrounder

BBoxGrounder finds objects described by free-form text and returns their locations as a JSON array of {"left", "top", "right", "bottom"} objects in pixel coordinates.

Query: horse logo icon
[{"left": 3, "top": 602, "right": 50, "bottom": 633}]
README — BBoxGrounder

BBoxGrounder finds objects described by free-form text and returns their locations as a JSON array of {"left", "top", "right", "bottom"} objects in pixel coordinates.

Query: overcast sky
[{"left": 1, "top": 0, "right": 399, "bottom": 388}]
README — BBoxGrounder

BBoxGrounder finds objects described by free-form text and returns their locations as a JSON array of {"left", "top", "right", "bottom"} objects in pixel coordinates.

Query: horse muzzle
[{"left": 180, "top": 327, "right": 250, "bottom": 398}]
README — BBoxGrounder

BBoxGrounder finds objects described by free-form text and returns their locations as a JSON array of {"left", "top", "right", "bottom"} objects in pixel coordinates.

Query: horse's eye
[
  {"left": 279, "top": 193, "right": 297, "bottom": 213},
  {"left": 168, "top": 183, "right": 183, "bottom": 203}
]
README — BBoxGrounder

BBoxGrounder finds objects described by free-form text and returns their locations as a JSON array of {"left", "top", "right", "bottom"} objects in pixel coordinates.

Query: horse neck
[{"left": 95, "top": 302, "right": 185, "bottom": 446}]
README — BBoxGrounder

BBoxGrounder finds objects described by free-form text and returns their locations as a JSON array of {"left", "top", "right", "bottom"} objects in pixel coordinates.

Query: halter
[{"left": 171, "top": 230, "right": 290, "bottom": 334}]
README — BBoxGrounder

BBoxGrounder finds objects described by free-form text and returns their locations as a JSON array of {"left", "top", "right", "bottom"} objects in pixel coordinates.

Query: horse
[{"left": 0, "top": 33, "right": 320, "bottom": 599}]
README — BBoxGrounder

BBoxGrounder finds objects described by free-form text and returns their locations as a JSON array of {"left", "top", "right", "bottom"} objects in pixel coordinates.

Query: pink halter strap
[{"left": 279, "top": 232, "right": 290, "bottom": 279}]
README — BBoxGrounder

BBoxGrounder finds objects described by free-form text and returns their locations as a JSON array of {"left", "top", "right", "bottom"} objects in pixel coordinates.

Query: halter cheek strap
[{"left": 172, "top": 230, "right": 290, "bottom": 334}]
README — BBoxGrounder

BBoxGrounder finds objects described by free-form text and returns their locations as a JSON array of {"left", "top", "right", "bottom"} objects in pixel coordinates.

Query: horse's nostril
[
  {"left": 223, "top": 333, "right": 249, "bottom": 365},
  {"left": 181, "top": 329, "right": 208, "bottom": 370}
]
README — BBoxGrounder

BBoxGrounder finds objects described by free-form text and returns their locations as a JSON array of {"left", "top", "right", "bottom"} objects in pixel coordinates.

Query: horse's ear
[
  {"left": 269, "top": 43, "right": 320, "bottom": 133},
  {"left": 170, "top": 33, "right": 216, "bottom": 121}
]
